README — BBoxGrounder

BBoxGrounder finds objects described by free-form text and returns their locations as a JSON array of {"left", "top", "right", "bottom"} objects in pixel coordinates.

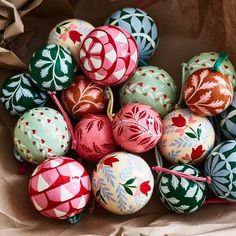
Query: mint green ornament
[
  {"left": 14, "top": 107, "right": 71, "bottom": 164},
  {"left": 29, "top": 44, "right": 76, "bottom": 91},
  {"left": 158, "top": 164, "right": 206, "bottom": 213},
  {"left": 119, "top": 66, "right": 177, "bottom": 117}
]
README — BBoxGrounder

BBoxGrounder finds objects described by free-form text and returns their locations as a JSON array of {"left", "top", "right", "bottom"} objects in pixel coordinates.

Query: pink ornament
[
  {"left": 29, "top": 157, "right": 91, "bottom": 220},
  {"left": 112, "top": 103, "right": 163, "bottom": 153},
  {"left": 74, "top": 114, "right": 117, "bottom": 162},
  {"left": 79, "top": 25, "right": 138, "bottom": 86}
]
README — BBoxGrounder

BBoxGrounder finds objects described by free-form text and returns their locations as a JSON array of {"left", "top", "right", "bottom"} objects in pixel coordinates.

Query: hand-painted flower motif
[
  {"left": 191, "top": 145, "right": 205, "bottom": 160},
  {"left": 172, "top": 114, "right": 186, "bottom": 127},
  {"left": 139, "top": 181, "right": 151, "bottom": 196}
]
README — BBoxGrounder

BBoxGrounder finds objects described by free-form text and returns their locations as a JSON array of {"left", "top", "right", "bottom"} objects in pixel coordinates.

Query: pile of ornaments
[{"left": 1, "top": 7, "right": 236, "bottom": 222}]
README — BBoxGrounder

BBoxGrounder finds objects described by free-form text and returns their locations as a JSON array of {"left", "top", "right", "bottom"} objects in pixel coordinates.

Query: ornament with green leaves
[
  {"left": 155, "top": 164, "right": 207, "bottom": 213},
  {"left": 0, "top": 73, "right": 47, "bottom": 116},
  {"left": 29, "top": 44, "right": 76, "bottom": 91}
]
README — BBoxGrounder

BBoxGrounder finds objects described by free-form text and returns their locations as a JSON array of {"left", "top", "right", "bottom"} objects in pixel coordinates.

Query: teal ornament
[
  {"left": 158, "top": 164, "right": 206, "bottom": 213},
  {"left": 184, "top": 52, "right": 236, "bottom": 89},
  {"left": 105, "top": 7, "right": 158, "bottom": 60},
  {"left": 0, "top": 73, "right": 47, "bottom": 116},
  {"left": 14, "top": 107, "right": 71, "bottom": 164},
  {"left": 219, "top": 92, "right": 236, "bottom": 139},
  {"left": 29, "top": 44, "right": 76, "bottom": 91},
  {"left": 205, "top": 140, "right": 236, "bottom": 201},
  {"left": 119, "top": 66, "right": 177, "bottom": 117}
]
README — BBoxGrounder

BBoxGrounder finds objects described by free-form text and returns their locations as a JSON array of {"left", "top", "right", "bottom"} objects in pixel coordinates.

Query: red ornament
[
  {"left": 79, "top": 25, "right": 138, "bottom": 86},
  {"left": 74, "top": 114, "right": 117, "bottom": 162}
]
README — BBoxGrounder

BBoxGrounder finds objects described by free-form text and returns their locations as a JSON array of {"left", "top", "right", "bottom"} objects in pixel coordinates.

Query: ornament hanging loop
[
  {"left": 67, "top": 212, "right": 84, "bottom": 224},
  {"left": 106, "top": 87, "right": 116, "bottom": 122},
  {"left": 212, "top": 52, "right": 228, "bottom": 72},
  {"left": 139, "top": 58, "right": 149, "bottom": 67}
]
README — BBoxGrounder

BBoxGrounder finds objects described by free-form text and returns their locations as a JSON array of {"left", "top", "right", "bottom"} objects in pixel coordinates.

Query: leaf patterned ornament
[
  {"left": 158, "top": 164, "right": 206, "bottom": 213},
  {"left": 29, "top": 44, "right": 76, "bottom": 91},
  {"left": 184, "top": 68, "right": 233, "bottom": 116},
  {"left": 0, "top": 73, "right": 47, "bottom": 116}
]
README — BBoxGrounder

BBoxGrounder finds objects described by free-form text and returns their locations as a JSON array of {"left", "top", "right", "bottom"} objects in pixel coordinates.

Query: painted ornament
[
  {"left": 14, "top": 107, "right": 71, "bottom": 164},
  {"left": 218, "top": 91, "right": 236, "bottom": 139},
  {"left": 158, "top": 164, "right": 206, "bottom": 213},
  {"left": 61, "top": 75, "right": 108, "bottom": 119},
  {"left": 0, "top": 73, "right": 47, "bottom": 116},
  {"left": 105, "top": 7, "right": 158, "bottom": 60},
  {"left": 158, "top": 108, "right": 215, "bottom": 165},
  {"left": 92, "top": 151, "right": 154, "bottom": 215},
  {"left": 205, "top": 140, "right": 236, "bottom": 201},
  {"left": 29, "top": 157, "right": 91, "bottom": 220},
  {"left": 112, "top": 103, "right": 163, "bottom": 153},
  {"left": 184, "top": 68, "right": 233, "bottom": 116},
  {"left": 74, "top": 114, "right": 117, "bottom": 162},
  {"left": 29, "top": 44, "right": 76, "bottom": 91},
  {"left": 79, "top": 25, "right": 138, "bottom": 86},
  {"left": 120, "top": 66, "right": 177, "bottom": 117},
  {"left": 48, "top": 18, "right": 94, "bottom": 62},
  {"left": 184, "top": 52, "right": 236, "bottom": 89}
]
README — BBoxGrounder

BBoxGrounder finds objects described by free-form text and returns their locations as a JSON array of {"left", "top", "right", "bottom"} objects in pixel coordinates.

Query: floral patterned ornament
[
  {"left": 119, "top": 66, "right": 177, "bottom": 117},
  {"left": 112, "top": 103, "right": 163, "bottom": 153},
  {"left": 205, "top": 140, "right": 236, "bottom": 201},
  {"left": 105, "top": 7, "right": 158, "bottom": 60},
  {"left": 29, "top": 157, "right": 91, "bottom": 220},
  {"left": 61, "top": 75, "right": 108, "bottom": 119},
  {"left": 158, "top": 108, "right": 215, "bottom": 165},
  {"left": 48, "top": 19, "right": 95, "bottom": 62},
  {"left": 184, "top": 68, "right": 233, "bottom": 116},
  {"left": 29, "top": 44, "right": 76, "bottom": 91},
  {"left": 79, "top": 25, "right": 138, "bottom": 86},
  {"left": 92, "top": 151, "right": 154, "bottom": 215},
  {"left": 158, "top": 164, "right": 206, "bottom": 213},
  {"left": 0, "top": 73, "right": 47, "bottom": 116},
  {"left": 14, "top": 107, "right": 71, "bottom": 164}
]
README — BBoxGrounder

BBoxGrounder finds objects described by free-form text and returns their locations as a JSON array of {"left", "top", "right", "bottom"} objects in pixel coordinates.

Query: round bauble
[
  {"left": 119, "top": 66, "right": 177, "bottom": 117},
  {"left": 158, "top": 164, "right": 206, "bottom": 213},
  {"left": 0, "top": 73, "right": 47, "bottom": 116},
  {"left": 74, "top": 114, "right": 117, "bottom": 162},
  {"left": 48, "top": 19, "right": 94, "bottom": 62},
  {"left": 184, "top": 68, "right": 233, "bottom": 116},
  {"left": 79, "top": 25, "right": 138, "bottom": 86},
  {"left": 14, "top": 107, "right": 71, "bottom": 164},
  {"left": 92, "top": 151, "right": 154, "bottom": 215},
  {"left": 29, "top": 44, "right": 76, "bottom": 91},
  {"left": 61, "top": 75, "right": 108, "bottom": 119},
  {"left": 218, "top": 92, "right": 236, "bottom": 139},
  {"left": 105, "top": 7, "right": 158, "bottom": 60},
  {"left": 112, "top": 103, "right": 163, "bottom": 153},
  {"left": 29, "top": 157, "right": 91, "bottom": 220},
  {"left": 184, "top": 52, "right": 236, "bottom": 89},
  {"left": 158, "top": 108, "right": 215, "bottom": 165},
  {"left": 205, "top": 140, "right": 236, "bottom": 201}
]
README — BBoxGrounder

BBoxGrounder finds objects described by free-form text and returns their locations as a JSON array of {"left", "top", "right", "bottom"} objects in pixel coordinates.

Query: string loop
[
  {"left": 212, "top": 52, "right": 228, "bottom": 72},
  {"left": 106, "top": 87, "right": 116, "bottom": 122}
]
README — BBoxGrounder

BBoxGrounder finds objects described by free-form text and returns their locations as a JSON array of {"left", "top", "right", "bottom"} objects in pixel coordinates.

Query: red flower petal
[
  {"left": 191, "top": 145, "right": 205, "bottom": 160},
  {"left": 103, "top": 156, "right": 119, "bottom": 167},
  {"left": 139, "top": 181, "right": 151, "bottom": 196},
  {"left": 172, "top": 114, "right": 186, "bottom": 127},
  {"left": 69, "top": 30, "right": 83, "bottom": 44}
]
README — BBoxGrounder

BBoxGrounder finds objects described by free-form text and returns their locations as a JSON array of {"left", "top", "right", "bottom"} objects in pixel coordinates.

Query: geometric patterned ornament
[
  {"left": 105, "top": 7, "right": 158, "bottom": 60},
  {"left": 218, "top": 92, "right": 236, "bottom": 139},
  {"left": 29, "top": 44, "right": 76, "bottom": 91},
  {"left": 92, "top": 151, "right": 154, "bottom": 215},
  {"left": 119, "top": 66, "right": 177, "bottom": 117},
  {"left": 14, "top": 107, "right": 71, "bottom": 164},
  {"left": 29, "top": 157, "right": 91, "bottom": 220},
  {"left": 48, "top": 19, "right": 95, "bottom": 62},
  {"left": 158, "top": 164, "right": 206, "bottom": 213},
  {"left": 0, "top": 73, "right": 47, "bottom": 116},
  {"left": 79, "top": 25, "right": 138, "bottom": 86},
  {"left": 205, "top": 140, "right": 236, "bottom": 201}
]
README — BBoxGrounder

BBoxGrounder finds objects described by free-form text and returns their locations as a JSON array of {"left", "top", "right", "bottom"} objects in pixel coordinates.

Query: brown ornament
[
  {"left": 184, "top": 68, "right": 233, "bottom": 116},
  {"left": 61, "top": 75, "right": 108, "bottom": 119}
]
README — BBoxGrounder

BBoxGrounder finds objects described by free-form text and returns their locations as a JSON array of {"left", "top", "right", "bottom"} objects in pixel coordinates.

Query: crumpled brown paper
[{"left": 1, "top": 0, "right": 236, "bottom": 235}]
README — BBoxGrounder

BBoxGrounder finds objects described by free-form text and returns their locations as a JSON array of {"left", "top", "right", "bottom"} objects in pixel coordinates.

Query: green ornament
[
  {"left": 14, "top": 107, "right": 71, "bottom": 164},
  {"left": 0, "top": 73, "right": 47, "bottom": 116},
  {"left": 29, "top": 44, "right": 76, "bottom": 91},
  {"left": 158, "top": 164, "right": 206, "bottom": 213},
  {"left": 184, "top": 52, "right": 236, "bottom": 89},
  {"left": 119, "top": 66, "right": 177, "bottom": 117},
  {"left": 205, "top": 140, "right": 236, "bottom": 201}
]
